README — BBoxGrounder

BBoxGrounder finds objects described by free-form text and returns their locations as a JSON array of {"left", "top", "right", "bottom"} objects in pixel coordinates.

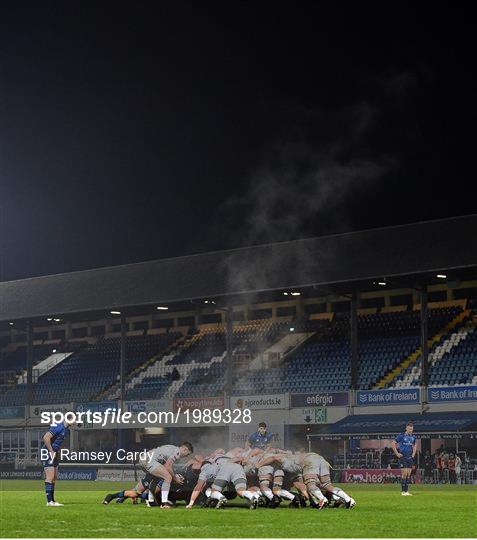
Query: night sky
[{"left": 1, "top": 2, "right": 475, "bottom": 281}]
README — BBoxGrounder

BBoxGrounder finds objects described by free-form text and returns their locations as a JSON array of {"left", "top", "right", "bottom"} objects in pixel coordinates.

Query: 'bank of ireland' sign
[
  {"left": 357, "top": 388, "right": 420, "bottom": 406},
  {"left": 428, "top": 386, "right": 477, "bottom": 403}
]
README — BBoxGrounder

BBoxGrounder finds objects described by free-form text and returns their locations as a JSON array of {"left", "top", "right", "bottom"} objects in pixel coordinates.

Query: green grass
[{"left": 0, "top": 481, "right": 476, "bottom": 537}]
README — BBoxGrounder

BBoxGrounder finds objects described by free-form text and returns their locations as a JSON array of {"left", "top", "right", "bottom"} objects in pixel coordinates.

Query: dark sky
[{"left": 0, "top": 2, "right": 475, "bottom": 281}]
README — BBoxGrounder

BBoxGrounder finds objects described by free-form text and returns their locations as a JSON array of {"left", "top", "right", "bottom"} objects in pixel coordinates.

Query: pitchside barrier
[
  {"left": 0, "top": 461, "right": 138, "bottom": 482},
  {"left": 1, "top": 459, "right": 476, "bottom": 485},
  {"left": 338, "top": 468, "right": 476, "bottom": 484}
]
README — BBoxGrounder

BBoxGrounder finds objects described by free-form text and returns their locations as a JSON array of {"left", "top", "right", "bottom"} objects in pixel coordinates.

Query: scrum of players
[{"left": 102, "top": 442, "right": 356, "bottom": 510}]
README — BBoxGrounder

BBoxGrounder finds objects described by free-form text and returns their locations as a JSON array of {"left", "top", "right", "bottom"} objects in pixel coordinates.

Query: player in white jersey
[
  {"left": 205, "top": 448, "right": 238, "bottom": 465},
  {"left": 139, "top": 442, "right": 193, "bottom": 508},
  {"left": 301, "top": 452, "right": 356, "bottom": 508},
  {"left": 275, "top": 453, "right": 309, "bottom": 505},
  {"left": 268, "top": 456, "right": 305, "bottom": 508},
  {"left": 189, "top": 458, "right": 261, "bottom": 509},
  {"left": 186, "top": 461, "right": 219, "bottom": 508},
  {"left": 240, "top": 450, "right": 267, "bottom": 504},
  {"left": 257, "top": 452, "right": 313, "bottom": 507},
  {"left": 254, "top": 450, "right": 283, "bottom": 507}
]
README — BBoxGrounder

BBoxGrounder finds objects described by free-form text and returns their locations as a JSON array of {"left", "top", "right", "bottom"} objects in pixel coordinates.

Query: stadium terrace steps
[
  {"left": 122, "top": 320, "right": 266, "bottom": 399},
  {"left": 17, "top": 352, "right": 73, "bottom": 383},
  {"left": 166, "top": 320, "right": 291, "bottom": 398},
  {"left": 123, "top": 328, "right": 226, "bottom": 399},
  {"left": 427, "top": 317, "right": 477, "bottom": 386},
  {"left": 121, "top": 354, "right": 176, "bottom": 397},
  {"left": 0, "top": 344, "right": 53, "bottom": 375},
  {"left": 0, "top": 334, "right": 180, "bottom": 406},
  {"left": 104, "top": 333, "right": 186, "bottom": 400},
  {"left": 248, "top": 332, "right": 314, "bottom": 370},
  {"left": 375, "top": 309, "right": 470, "bottom": 389},
  {"left": 231, "top": 310, "right": 462, "bottom": 395},
  {"left": 166, "top": 352, "right": 226, "bottom": 399},
  {"left": 179, "top": 322, "right": 291, "bottom": 397},
  {"left": 397, "top": 321, "right": 473, "bottom": 387}
]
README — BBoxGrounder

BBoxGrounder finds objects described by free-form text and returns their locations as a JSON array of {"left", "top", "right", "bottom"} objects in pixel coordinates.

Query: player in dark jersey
[
  {"left": 392, "top": 421, "right": 417, "bottom": 496},
  {"left": 102, "top": 460, "right": 202, "bottom": 506},
  {"left": 102, "top": 473, "right": 159, "bottom": 504},
  {"left": 41, "top": 420, "right": 74, "bottom": 506}
]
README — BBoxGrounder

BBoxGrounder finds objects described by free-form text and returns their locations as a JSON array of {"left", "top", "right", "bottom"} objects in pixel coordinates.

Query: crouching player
[
  {"left": 271, "top": 465, "right": 307, "bottom": 508},
  {"left": 186, "top": 460, "right": 218, "bottom": 508},
  {"left": 102, "top": 473, "right": 158, "bottom": 504},
  {"left": 188, "top": 461, "right": 260, "bottom": 509},
  {"left": 302, "top": 452, "right": 356, "bottom": 508},
  {"left": 139, "top": 442, "right": 193, "bottom": 508},
  {"left": 256, "top": 453, "right": 301, "bottom": 508},
  {"left": 257, "top": 452, "right": 311, "bottom": 507},
  {"left": 41, "top": 419, "right": 74, "bottom": 506}
]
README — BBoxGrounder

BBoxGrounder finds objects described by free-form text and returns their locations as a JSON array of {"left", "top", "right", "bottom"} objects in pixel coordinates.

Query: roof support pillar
[
  {"left": 120, "top": 314, "right": 127, "bottom": 406},
  {"left": 194, "top": 305, "right": 200, "bottom": 330},
  {"left": 420, "top": 285, "right": 429, "bottom": 388},
  {"left": 224, "top": 305, "right": 233, "bottom": 398},
  {"left": 26, "top": 321, "right": 33, "bottom": 406},
  {"left": 350, "top": 292, "right": 359, "bottom": 392}
]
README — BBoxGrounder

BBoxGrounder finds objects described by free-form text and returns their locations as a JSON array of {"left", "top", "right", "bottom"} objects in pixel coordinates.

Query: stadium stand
[
  {"left": 0, "top": 305, "right": 475, "bottom": 403},
  {"left": 0, "top": 344, "right": 53, "bottom": 375},
  {"left": 0, "top": 334, "right": 179, "bottom": 406},
  {"left": 124, "top": 321, "right": 290, "bottom": 399},
  {"left": 232, "top": 307, "right": 466, "bottom": 395},
  {"left": 380, "top": 307, "right": 469, "bottom": 388}
]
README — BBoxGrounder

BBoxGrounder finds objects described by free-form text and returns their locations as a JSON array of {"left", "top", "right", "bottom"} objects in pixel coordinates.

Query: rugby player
[
  {"left": 139, "top": 442, "right": 193, "bottom": 508},
  {"left": 256, "top": 450, "right": 285, "bottom": 507},
  {"left": 102, "top": 473, "right": 157, "bottom": 504},
  {"left": 41, "top": 419, "right": 75, "bottom": 506},
  {"left": 103, "top": 458, "right": 202, "bottom": 506},
  {"left": 270, "top": 461, "right": 305, "bottom": 507},
  {"left": 257, "top": 451, "right": 311, "bottom": 507},
  {"left": 186, "top": 460, "right": 219, "bottom": 507},
  {"left": 246, "top": 422, "right": 274, "bottom": 450},
  {"left": 258, "top": 450, "right": 355, "bottom": 508},
  {"left": 189, "top": 456, "right": 260, "bottom": 509},
  {"left": 392, "top": 421, "right": 417, "bottom": 496},
  {"left": 302, "top": 451, "right": 355, "bottom": 508},
  {"left": 240, "top": 450, "right": 274, "bottom": 506}
]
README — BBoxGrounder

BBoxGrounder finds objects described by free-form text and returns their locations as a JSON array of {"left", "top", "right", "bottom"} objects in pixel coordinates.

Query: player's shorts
[
  {"left": 41, "top": 450, "right": 59, "bottom": 468},
  {"left": 282, "top": 457, "right": 302, "bottom": 476},
  {"left": 258, "top": 465, "right": 274, "bottom": 479},
  {"left": 399, "top": 456, "right": 414, "bottom": 468},
  {"left": 246, "top": 471, "right": 259, "bottom": 487},
  {"left": 139, "top": 473, "right": 159, "bottom": 490},
  {"left": 280, "top": 471, "right": 301, "bottom": 489},
  {"left": 212, "top": 463, "right": 247, "bottom": 491},
  {"left": 302, "top": 454, "right": 330, "bottom": 477}
]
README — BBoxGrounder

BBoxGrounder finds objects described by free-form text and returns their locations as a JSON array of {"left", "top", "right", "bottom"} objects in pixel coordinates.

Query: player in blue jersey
[
  {"left": 41, "top": 419, "right": 74, "bottom": 506},
  {"left": 246, "top": 422, "right": 274, "bottom": 450},
  {"left": 102, "top": 473, "right": 160, "bottom": 505},
  {"left": 392, "top": 421, "right": 417, "bottom": 496}
]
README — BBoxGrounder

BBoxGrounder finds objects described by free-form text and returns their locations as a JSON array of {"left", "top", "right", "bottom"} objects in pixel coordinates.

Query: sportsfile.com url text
[{"left": 41, "top": 408, "right": 252, "bottom": 427}]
